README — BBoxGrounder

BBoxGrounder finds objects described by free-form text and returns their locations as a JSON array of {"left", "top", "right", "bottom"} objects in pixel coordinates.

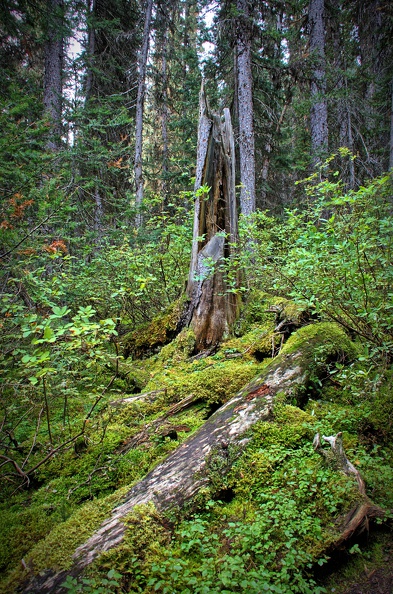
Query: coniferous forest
[{"left": 1, "top": 1, "right": 393, "bottom": 592}]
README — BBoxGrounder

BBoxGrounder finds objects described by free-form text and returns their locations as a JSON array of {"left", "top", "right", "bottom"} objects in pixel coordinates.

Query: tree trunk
[
  {"left": 19, "top": 323, "right": 360, "bottom": 594},
  {"left": 184, "top": 85, "right": 239, "bottom": 351},
  {"left": 84, "top": 0, "right": 95, "bottom": 103},
  {"left": 134, "top": 0, "right": 153, "bottom": 227},
  {"left": 161, "top": 28, "right": 169, "bottom": 198},
  {"left": 390, "top": 79, "right": 393, "bottom": 171},
  {"left": 308, "top": 0, "right": 328, "bottom": 163},
  {"left": 236, "top": 0, "right": 256, "bottom": 214},
  {"left": 43, "top": 0, "right": 64, "bottom": 151}
]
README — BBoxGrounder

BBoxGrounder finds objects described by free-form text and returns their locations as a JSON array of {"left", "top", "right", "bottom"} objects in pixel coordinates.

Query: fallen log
[
  {"left": 18, "top": 323, "right": 358, "bottom": 593},
  {"left": 109, "top": 389, "right": 167, "bottom": 408},
  {"left": 117, "top": 393, "right": 201, "bottom": 454}
]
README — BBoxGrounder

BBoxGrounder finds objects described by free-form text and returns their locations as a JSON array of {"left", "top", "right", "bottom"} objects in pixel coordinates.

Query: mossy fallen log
[{"left": 18, "top": 322, "right": 358, "bottom": 593}]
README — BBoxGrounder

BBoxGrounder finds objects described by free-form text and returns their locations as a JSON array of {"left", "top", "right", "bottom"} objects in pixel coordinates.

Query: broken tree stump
[{"left": 183, "top": 84, "right": 240, "bottom": 352}]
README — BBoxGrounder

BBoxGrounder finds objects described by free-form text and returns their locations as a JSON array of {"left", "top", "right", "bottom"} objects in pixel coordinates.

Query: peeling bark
[{"left": 19, "top": 324, "right": 355, "bottom": 593}]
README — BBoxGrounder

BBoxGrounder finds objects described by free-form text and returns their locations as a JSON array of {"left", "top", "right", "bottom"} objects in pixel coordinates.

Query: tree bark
[
  {"left": 160, "top": 28, "right": 169, "bottom": 198},
  {"left": 84, "top": 0, "right": 96, "bottom": 103},
  {"left": 43, "top": 0, "right": 64, "bottom": 151},
  {"left": 308, "top": 0, "right": 328, "bottom": 163},
  {"left": 236, "top": 0, "right": 256, "bottom": 214},
  {"left": 390, "top": 79, "right": 393, "bottom": 171},
  {"left": 184, "top": 85, "right": 239, "bottom": 351},
  {"left": 134, "top": 0, "right": 153, "bottom": 227},
  {"left": 19, "top": 323, "right": 357, "bottom": 593},
  {"left": 313, "top": 432, "right": 385, "bottom": 548}
]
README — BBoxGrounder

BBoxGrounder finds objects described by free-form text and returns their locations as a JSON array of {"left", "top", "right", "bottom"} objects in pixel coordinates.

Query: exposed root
[{"left": 313, "top": 432, "right": 386, "bottom": 548}]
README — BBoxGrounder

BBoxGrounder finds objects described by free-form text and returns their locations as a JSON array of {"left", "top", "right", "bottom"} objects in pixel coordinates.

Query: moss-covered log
[{"left": 19, "top": 323, "right": 357, "bottom": 593}]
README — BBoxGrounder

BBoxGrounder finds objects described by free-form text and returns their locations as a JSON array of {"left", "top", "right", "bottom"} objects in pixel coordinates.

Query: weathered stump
[{"left": 183, "top": 85, "right": 239, "bottom": 351}]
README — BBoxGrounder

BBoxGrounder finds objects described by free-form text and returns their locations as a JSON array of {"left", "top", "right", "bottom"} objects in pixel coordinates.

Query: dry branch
[{"left": 313, "top": 431, "right": 386, "bottom": 546}]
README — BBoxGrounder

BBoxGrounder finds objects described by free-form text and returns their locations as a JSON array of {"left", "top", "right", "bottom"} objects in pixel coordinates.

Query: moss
[
  {"left": 122, "top": 298, "right": 185, "bottom": 359},
  {"left": 234, "top": 290, "right": 276, "bottom": 334},
  {"left": 0, "top": 504, "right": 62, "bottom": 576},
  {"left": 92, "top": 502, "right": 171, "bottom": 589},
  {"left": 235, "top": 291, "right": 308, "bottom": 336},
  {"left": 282, "top": 322, "right": 357, "bottom": 359},
  {"left": 157, "top": 328, "right": 196, "bottom": 364},
  {"left": 320, "top": 530, "right": 393, "bottom": 594},
  {"left": 145, "top": 358, "right": 262, "bottom": 405},
  {"left": 367, "top": 371, "right": 393, "bottom": 443},
  {"left": 221, "top": 321, "right": 278, "bottom": 361},
  {"left": 0, "top": 487, "right": 128, "bottom": 594}
]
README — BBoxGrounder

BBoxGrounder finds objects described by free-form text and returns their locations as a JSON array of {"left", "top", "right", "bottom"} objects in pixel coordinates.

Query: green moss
[
  {"left": 367, "top": 370, "right": 393, "bottom": 443},
  {"left": 321, "top": 531, "right": 393, "bottom": 594},
  {"left": 145, "top": 358, "right": 262, "bottom": 405},
  {"left": 0, "top": 488, "right": 128, "bottom": 594},
  {"left": 122, "top": 299, "right": 185, "bottom": 359},
  {"left": 0, "top": 504, "right": 62, "bottom": 576},
  {"left": 235, "top": 291, "right": 308, "bottom": 336},
  {"left": 95, "top": 502, "right": 171, "bottom": 581},
  {"left": 157, "top": 328, "right": 196, "bottom": 364},
  {"left": 221, "top": 321, "right": 278, "bottom": 360},
  {"left": 282, "top": 322, "right": 357, "bottom": 360}
]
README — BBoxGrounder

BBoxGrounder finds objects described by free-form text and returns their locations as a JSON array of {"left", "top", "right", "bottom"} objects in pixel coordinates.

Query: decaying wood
[
  {"left": 314, "top": 432, "right": 385, "bottom": 547},
  {"left": 183, "top": 85, "right": 239, "bottom": 352},
  {"left": 118, "top": 394, "right": 199, "bottom": 454},
  {"left": 19, "top": 325, "right": 356, "bottom": 593},
  {"left": 313, "top": 432, "right": 366, "bottom": 495},
  {"left": 109, "top": 389, "right": 167, "bottom": 408}
]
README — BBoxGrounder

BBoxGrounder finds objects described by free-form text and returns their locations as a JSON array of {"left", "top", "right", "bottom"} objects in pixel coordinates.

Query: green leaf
[{"left": 43, "top": 326, "right": 55, "bottom": 341}]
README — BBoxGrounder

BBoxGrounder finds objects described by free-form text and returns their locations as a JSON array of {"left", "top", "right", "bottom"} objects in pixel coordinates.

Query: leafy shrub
[{"left": 275, "top": 171, "right": 393, "bottom": 359}]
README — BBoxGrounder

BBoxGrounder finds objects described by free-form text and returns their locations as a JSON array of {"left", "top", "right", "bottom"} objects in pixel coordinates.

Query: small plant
[{"left": 61, "top": 569, "right": 122, "bottom": 594}]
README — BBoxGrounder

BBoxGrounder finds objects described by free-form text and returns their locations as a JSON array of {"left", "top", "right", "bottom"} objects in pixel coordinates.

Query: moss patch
[
  {"left": 144, "top": 358, "right": 263, "bottom": 405},
  {"left": 0, "top": 487, "right": 128, "bottom": 594},
  {"left": 122, "top": 298, "right": 186, "bottom": 359}
]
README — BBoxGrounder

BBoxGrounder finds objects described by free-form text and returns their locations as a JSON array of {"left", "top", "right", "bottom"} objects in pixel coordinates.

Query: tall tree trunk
[
  {"left": 236, "top": 0, "right": 256, "bottom": 215},
  {"left": 134, "top": 0, "right": 153, "bottom": 227},
  {"left": 390, "top": 79, "right": 393, "bottom": 171},
  {"left": 184, "top": 86, "right": 239, "bottom": 351},
  {"left": 43, "top": 0, "right": 64, "bottom": 151},
  {"left": 308, "top": 0, "right": 328, "bottom": 163},
  {"left": 84, "top": 0, "right": 95, "bottom": 103},
  {"left": 161, "top": 29, "right": 169, "bottom": 198}
]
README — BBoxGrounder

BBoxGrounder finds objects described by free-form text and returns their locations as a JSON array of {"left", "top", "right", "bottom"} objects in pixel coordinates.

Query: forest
[{"left": 0, "top": 0, "right": 393, "bottom": 592}]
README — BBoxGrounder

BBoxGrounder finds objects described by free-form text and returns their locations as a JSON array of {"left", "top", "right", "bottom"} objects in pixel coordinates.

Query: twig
[
  {"left": 2, "top": 371, "right": 119, "bottom": 488},
  {"left": 0, "top": 214, "right": 53, "bottom": 260},
  {"left": 22, "top": 406, "right": 44, "bottom": 470}
]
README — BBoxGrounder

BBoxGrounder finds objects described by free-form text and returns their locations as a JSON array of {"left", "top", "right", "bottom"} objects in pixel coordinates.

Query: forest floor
[
  {"left": 1, "top": 295, "right": 393, "bottom": 594},
  {"left": 320, "top": 531, "right": 393, "bottom": 594}
]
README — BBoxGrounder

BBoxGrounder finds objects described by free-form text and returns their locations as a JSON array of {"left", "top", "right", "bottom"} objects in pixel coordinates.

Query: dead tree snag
[{"left": 184, "top": 85, "right": 239, "bottom": 352}]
